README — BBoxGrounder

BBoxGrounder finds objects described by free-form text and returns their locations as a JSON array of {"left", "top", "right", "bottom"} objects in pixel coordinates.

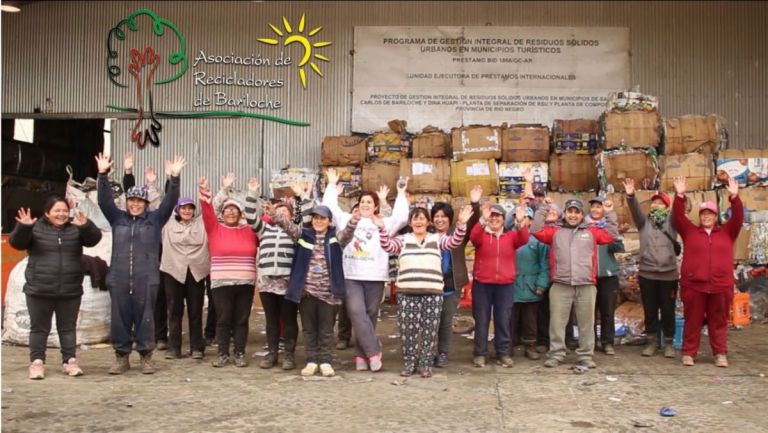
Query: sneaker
[
  {"left": 205, "top": 338, "right": 217, "bottom": 348},
  {"left": 62, "top": 358, "right": 83, "bottom": 377},
  {"left": 301, "top": 362, "right": 319, "bottom": 376},
  {"left": 233, "top": 352, "right": 248, "bottom": 368},
  {"left": 714, "top": 354, "right": 729, "bottom": 368},
  {"left": 663, "top": 344, "right": 676, "bottom": 359},
  {"left": 259, "top": 352, "right": 278, "bottom": 369},
  {"left": 191, "top": 351, "right": 204, "bottom": 360},
  {"left": 156, "top": 340, "right": 168, "bottom": 351},
  {"left": 108, "top": 354, "right": 130, "bottom": 375},
  {"left": 212, "top": 354, "right": 230, "bottom": 368},
  {"left": 164, "top": 351, "right": 182, "bottom": 360},
  {"left": 603, "top": 344, "right": 616, "bottom": 356},
  {"left": 368, "top": 352, "right": 383, "bottom": 372},
  {"left": 434, "top": 352, "right": 449, "bottom": 368},
  {"left": 497, "top": 355, "right": 514, "bottom": 368},
  {"left": 319, "top": 363, "right": 335, "bottom": 377},
  {"left": 681, "top": 355, "right": 695, "bottom": 366},
  {"left": 28, "top": 359, "right": 45, "bottom": 380},
  {"left": 278, "top": 339, "right": 286, "bottom": 353},
  {"left": 543, "top": 357, "right": 562, "bottom": 368},
  {"left": 577, "top": 358, "right": 597, "bottom": 369},
  {"left": 473, "top": 356, "right": 487, "bottom": 368},
  {"left": 335, "top": 340, "right": 350, "bottom": 350},
  {"left": 641, "top": 341, "right": 657, "bottom": 357},
  {"left": 140, "top": 354, "right": 156, "bottom": 374},
  {"left": 525, "top": 345, "right": 541, "bottom": 360},
  {"left": 282, "top": 353, "right": 296, "bottom": 371},
  {"left": 355, "top": 356, "right": 369, "bottom": 371},
  {"left": 535, "top": 345, "right": 548, "bottom": 354}
]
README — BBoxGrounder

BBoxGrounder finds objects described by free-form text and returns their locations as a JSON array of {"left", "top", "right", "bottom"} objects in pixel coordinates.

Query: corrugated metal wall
[{"left": 3, "top": 1, "right": 766, "bottom": 196}]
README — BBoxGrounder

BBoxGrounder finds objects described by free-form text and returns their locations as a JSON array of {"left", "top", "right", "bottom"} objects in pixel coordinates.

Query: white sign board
[{"left": 352, "top": 27, "right": 629, "bottom": 132}]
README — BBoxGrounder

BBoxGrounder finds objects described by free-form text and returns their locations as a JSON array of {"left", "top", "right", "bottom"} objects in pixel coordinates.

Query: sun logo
[{"left": 257, "top": 14, "right": 331, "bottom": 89}]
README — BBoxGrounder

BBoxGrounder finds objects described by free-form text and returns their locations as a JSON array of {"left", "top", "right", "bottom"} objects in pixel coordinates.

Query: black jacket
[{"left": 8, "top": 218, "right": 102, "bottom": 299}]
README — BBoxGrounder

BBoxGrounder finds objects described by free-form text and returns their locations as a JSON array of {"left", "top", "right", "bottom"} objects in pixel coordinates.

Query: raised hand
[
  {"left": 397, "top": 176, "right": 409, "bottom": 194},
  {"left": 469, "top": 185, "right": 483, "bottom": 203},
  {"left": 123, "top": 151, "right": 134, "bottom": 173},
  {"left": 377, "top": 184, "right": 390, "bottom": 203},
  {"left": 166, "top": 155, "right": 186, "bottom": 177},
  {"left": 325, "top": 168, "right": 339, "bottom": 187},
  {"left": 673, "top": 176, "right": 687, "bottom": 196},
  {"left": 145, "top": 166, "right": 157, "bottom": 185},
  {"left": 481, "top": 202, "right": 492, "bottom": 220},
  {"left": 263, "top": 201, "right": 277, "bottom": 216},
  {"left": 515, "top": 202, "right": 527, "bottom": 223},
  {"left": 15, "top": 208, "right": 37, "bottom": 225},
  {"left": 71, "top": 211, "right": 88, "bottom": 226},
  {"left": 221, "top": 172, "right": 236, "bottom": 190},
  {"left": 248, "top": 177, "right": 261, "bottom": 192},
  {"left": 291, "top": 180, "right": 310, "bottom": 198},
  {"left": 623, "top": 178, "right": 635, "bottom": 196},
  {"left": 603, "top": 199, "right": 614, "bottom": 213},
  {"left": 727, "top": 176, "right": 739, "bottom": 197},
  {"left": 198, "top": 176, "right": 210, "bottom": 196},
  {"left": 543, "top": 196, "right": 553, "bottom": 205},
  {"left": 457, "top": 205, "right": 474, "bottom": 224},
  {"left": 94, "top": 153, "right": 113, "bottom": 174},
  {"left": 371, "top": 213, "right": 385, "bottom": 229}
]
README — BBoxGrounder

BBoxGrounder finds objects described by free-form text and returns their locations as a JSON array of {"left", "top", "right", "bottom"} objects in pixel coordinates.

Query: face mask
[{"left": 649, "top": 208, "right": 670, "bottom": 226}]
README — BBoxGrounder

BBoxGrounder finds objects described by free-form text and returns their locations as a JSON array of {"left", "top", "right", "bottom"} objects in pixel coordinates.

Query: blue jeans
[{"left": 472, "top": 281, "right": 515, "bottom": 357}]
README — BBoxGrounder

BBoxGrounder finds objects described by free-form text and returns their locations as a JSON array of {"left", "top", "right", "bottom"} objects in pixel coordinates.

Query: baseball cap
[
  {"left": 699, "top": 201, "right": 718, "bottom": 215},
  {"left": 221, "top": 199, "right": 243, "bottom": 213},
  {"left": 125, "top": 186, "right": 149, "bottom": 202},
  {"left": 588, "top": 196, "right": 604, "bottom": 205},
  {"left": 311, "top": 205, "right": 332, "bottom": 219},
  {"left": 564, "top": 199, "right": 584, "bottom": 212},
  {"left": 651, "top": 192, "right": 671, "bottom": 208},
  {"left": 175, "top": 197, "right": 196, "bottom": 214},
  {"left": 548, "top": 203, "right": 563, "bottom": 218},
  {"left": 489, "top": 204, "right": 506, "bottom": 216}
]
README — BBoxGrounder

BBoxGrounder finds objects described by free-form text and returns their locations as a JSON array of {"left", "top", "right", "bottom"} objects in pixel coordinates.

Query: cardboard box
[
  {"left": 733, "top": 224, "right": 752, "bottom": 263},
  {"left": 408, "top": 193, "right": 452, "bottom": 212},
  {"left": 501, "top": 125, "right": 550, "bottom": 162},
  {"left": 450, "top": 159, "right": 499, "bottom": 197},
  {"left": 716, "top": 149, "right": 768, "bottom": 187},
  {"left": 321, "top": 135, "right": 367, "bottom": 166},
  {"left": 412, "top": 131, "right": 451, "bottom": 158},
  {"left": 269, "top": 167, "right": 318, "bottom": 199},
  {"left": 451, "top": 195, "right": 496, "bottom": 216},
  {"left": 362, "top": 162, "right": 400, "bottom": 199},
  {"left": 601, "top": 151, "right": 659, "bottom": 192},
  {"left": 547, "top": 191, "right": 594, "bottom": 212},
  {"left": 602, "top": 111, "right": 661, "bottom": 149},
  {"left": 554, "top": 119, "right": 599, "bottom": 135},
  {"left": 553, "top": 119, "right": 599, "bottom": 154},
  {"left": 605, "top": 191, "right": 656, "bottom": 231},
  {"left": 663, "top": 115, "right": 721, "bottom": 155},
  {"left": 367, "top": 132, "right": 409, "bottom": 165},
  {"left": 549, "top": 153, "right": 599, "bottom": 192},
  {"left": 659, "top": 153, "right": 713, "bottom": 192},
  {"left": 718, "top": 187, "right": 768, "bottom": 218},
  {"left": 318, "top": 166, "right": 362, "bottom": 198},
  {"left": 498, "top": 162, "right": 548, "bottom": 196},
  {"left": 400, "top": 158, "right": 451, "bottom": 193},
  {"left": 451, "top": 126, "right": 502, "bottom": 161}
]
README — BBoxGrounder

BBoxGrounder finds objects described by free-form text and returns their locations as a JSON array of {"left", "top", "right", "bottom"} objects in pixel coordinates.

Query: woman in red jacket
[
  {"left": 469, "top": 202, "right": 529, "bottom": 368},
  {"left": 672, "top": 175, "right": 743, "bottom": 368}
]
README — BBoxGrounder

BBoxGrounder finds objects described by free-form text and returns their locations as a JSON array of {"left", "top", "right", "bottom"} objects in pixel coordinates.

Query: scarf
[{"left": 648, "top": 208, "right": 670, "bottom": 227}]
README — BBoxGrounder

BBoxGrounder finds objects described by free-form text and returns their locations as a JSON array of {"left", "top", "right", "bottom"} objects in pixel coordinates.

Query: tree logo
[
  {"left": 106, "top": 9, "right": 188, "bottom": 148},
  {"left": 257, "top": 14, "right": 331, "bottom": 89}
]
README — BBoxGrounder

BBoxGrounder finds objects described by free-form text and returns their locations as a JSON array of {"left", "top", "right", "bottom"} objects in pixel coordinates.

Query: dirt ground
[{"left": 1, "top": 304, "right": 766, "bottom": 433}]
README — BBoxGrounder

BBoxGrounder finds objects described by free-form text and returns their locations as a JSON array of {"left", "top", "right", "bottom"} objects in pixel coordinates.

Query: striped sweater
[
  {"left": 200, "top": 199, "right": 258, "bottom": 284},
  {"left": 379, "top": 223, "right": 467, "bottom": 295}
]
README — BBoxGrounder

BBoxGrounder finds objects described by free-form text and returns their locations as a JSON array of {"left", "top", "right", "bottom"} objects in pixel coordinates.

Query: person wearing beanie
[
  {"left": 672, "top": 175, "right": 743, "bottom": 368},
  {"left": 159, "top": 196, "right": 210, "bottom": 360},
  {"left": 623, "top": 179, "right": 680, "bottom": 358},
  {"left": 531, "top": 196, "right": 618, "bottom": 370},
  {"left": 95, "top": 153, "right": 185, "bottom": 375}
]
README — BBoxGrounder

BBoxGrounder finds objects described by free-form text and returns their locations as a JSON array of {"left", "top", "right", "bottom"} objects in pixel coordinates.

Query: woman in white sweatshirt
[{"left": 322, "top": 168, "right": 409, "bottom": 372}]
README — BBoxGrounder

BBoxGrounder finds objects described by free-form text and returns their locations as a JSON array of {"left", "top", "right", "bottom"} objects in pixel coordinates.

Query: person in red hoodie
[
  {"left": 469, "top": 202, "right": 529, "bottom": 368},
  {"left": 531, "top": 197, "right": 618, "bottom": 369},
  {"left": 672, "top": 175, "right": 743, "bottom": 368}
]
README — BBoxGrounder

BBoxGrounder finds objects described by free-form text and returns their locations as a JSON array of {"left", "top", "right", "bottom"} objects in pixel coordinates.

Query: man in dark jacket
[{"left": 96, "top": 153, "right": 185, "bottom": 375}]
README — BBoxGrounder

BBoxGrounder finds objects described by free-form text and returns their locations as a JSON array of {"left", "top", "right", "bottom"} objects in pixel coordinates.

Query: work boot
[
  {"left": 641, "top": 337, "right": 658, "bottom": 357},
  {"left": 525, "top": 344, "right": 541, "bottom": 360},
  {"left": 498, "top": 355, "right": 514, "bottom": 368},
  {"left": 282, "top": 353, "right": 296, "bottom": 370},
  {"left": 543, "top": 357, "right": 562, "bottom": 368},
  {"left": 108, "top": 354, "right": 130, "bottom": 375},
  {"left": 473, "top": 356, "right": 487, "bottom": 368},
  {"left": 603, "top": 344, "right": 616, "bottom": 356},
  {"left": 259, "top": 352, "right": 278, "bottom": 369},
  {"left": 663, "top": 343, "right": 676, "bottom": 359},
  {"left": 140, "top": 353, "right": 156, "bottom": 374},
  {"left": 577, "top": 358, "right": 597, "bottom": 369}
]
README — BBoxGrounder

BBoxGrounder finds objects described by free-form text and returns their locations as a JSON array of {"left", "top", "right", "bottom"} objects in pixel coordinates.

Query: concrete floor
[{"left": 1, "top": 304, "right": 766, "bottom": 433}]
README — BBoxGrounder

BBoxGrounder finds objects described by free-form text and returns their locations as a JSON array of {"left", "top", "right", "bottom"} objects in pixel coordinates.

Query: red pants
[{"left": 680, "top": 288, "right": 733, "bottom": 357}]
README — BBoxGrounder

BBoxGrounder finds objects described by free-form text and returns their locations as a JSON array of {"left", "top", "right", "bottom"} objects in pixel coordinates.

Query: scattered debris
[
  {"left": 631, "top": 419, "right": 653, "bottom": 428},
  {"left": 606, "top": 376, "right": 618, "bottom": 382},
  {"left": 721, "top": 401, "right": 733, "bottom": 405},
  {"left": 608, "top": 397, "right": 622, "bottom": 402},
  {"left": 659, "top": 407, "right": 677, "bottom": 417}
]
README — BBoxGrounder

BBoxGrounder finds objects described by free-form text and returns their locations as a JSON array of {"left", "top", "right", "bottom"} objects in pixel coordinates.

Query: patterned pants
[{"left": 398, "top": 294, "right": 443, "bottom": 373}]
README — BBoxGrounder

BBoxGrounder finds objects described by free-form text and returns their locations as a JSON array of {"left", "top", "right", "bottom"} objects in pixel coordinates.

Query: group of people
[{"left": 10, "top": 151, "right": 744, "bottom": 380}]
